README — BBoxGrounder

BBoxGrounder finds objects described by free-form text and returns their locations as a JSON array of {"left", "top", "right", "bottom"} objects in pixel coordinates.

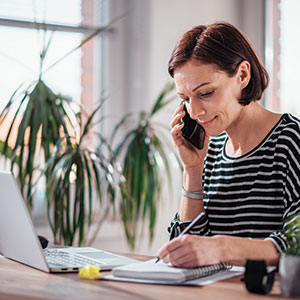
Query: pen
[{"left": 155, "top": 211, "right": 206, "bottom": 263}]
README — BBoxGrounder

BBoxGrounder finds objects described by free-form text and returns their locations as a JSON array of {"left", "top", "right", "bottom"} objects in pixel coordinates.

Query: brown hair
[{"left": 168, "top": 22, "right": 269, "bottom": 105}]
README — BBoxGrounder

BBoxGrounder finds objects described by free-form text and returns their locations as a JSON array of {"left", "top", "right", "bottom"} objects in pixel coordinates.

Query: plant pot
[{"left": 279, "top": 254, "right": 300, "bottom": 297}]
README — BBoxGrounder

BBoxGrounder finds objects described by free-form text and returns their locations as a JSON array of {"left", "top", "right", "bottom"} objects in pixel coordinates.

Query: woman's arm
[
  {"left": 180, "top": 165, "right": 205, "bottom": 220},
  {"left": 168, "top": 163, "right": 212, "bottom": 239},
  {"left": 157, "top": 234, "right": 279, "bottom": 268},
  {"left": 169, "top": 102, "right": 209, "bottom": 223}
]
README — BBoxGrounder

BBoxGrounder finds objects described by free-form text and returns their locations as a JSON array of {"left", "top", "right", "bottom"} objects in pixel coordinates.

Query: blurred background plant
[
  {"left": 282, "top": 213, "right": 300, "bottom": 256},
  {"left": 112, "top": 82, "right": 182, "bottom": 249},
  {"left": 0, "top": 79, "right": 77, "bottom": 208},
  {"left": 44, "top": 102, "right": 122, "bottom": 246}
]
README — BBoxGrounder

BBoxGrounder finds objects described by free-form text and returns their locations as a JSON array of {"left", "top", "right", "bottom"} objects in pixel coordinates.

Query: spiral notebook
[{"left": 102, "top": 258, "right": 239, "bottom": 285}]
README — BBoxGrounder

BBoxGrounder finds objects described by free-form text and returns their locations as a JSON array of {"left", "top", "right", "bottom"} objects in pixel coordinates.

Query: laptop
[{"left": 0, "top": 171, "right": 138, "bottom": 273}]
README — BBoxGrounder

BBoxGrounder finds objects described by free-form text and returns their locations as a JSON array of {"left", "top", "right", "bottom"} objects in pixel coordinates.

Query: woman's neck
[{"left": 225, "top": 102, "right": 282, "bottom": 158}]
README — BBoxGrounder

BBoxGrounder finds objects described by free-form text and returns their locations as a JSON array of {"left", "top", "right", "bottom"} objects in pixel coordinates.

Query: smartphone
[{"left": 181, "top": 105, "right": 205, "bottom": 150}]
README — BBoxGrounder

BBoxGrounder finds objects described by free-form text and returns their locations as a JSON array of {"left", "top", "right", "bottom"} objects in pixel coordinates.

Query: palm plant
[
  {"left": 0, "top": 80, "right": 76, "bottom": 208},
  {"left": 44, "top": 103, "right": 122, "bottom": 246},
  {"left": 0, "top": 17, "right": 120, "bottom": 209},
  {"left": 112, "top": 82, "right": 182, "bottom": 248}
]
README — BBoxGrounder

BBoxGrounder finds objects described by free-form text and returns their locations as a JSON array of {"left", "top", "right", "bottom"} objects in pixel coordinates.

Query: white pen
[{"left": 155, "top": 211, "right": 206, "bottom": 263}]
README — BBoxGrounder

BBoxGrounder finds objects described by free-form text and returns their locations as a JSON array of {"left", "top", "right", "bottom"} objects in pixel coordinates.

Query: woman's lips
[{"left": 197, "top": 116, "right": 217, "bottom": 127}]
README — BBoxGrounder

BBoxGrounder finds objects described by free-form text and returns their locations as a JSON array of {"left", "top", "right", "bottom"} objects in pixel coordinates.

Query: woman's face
[{"left": 174, "top": 59, "right": 245, "bottom": 137}]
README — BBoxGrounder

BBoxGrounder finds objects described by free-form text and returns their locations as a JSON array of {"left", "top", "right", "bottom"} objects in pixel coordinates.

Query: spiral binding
[{"left": 183, "top": 262, "right": 232, "bottom": 282}]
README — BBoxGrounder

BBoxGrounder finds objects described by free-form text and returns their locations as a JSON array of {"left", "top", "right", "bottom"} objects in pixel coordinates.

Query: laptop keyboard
[{"left": 43, "top": 249, "right": 102, "bottom": 268}]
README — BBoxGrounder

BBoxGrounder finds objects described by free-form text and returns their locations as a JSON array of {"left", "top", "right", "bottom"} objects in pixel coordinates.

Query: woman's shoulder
[
  {"left": 277, "top": 113, "right": 300, "bottom": 137},
  {"left": 274, "top": 113, "right": 300, "bottom": 153},
  {"left": 281, "top": 112, "right": 300, "bottom": 125}
]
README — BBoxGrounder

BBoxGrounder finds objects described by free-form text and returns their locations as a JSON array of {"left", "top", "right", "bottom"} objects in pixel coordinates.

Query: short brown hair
[{"left": 168, "top": 22, "right": 269, "bottom": 105}]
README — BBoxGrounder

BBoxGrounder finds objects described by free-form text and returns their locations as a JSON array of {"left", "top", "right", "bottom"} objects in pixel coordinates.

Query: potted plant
[
  {"left": 112, "top": 82, "right": 182, "bottom": 249},
  {"left": 279, "top": 212, "right": 300, "bottom": 297},
  {"left": 43, "top": 82, "right": 180, "bottom": 247},
  {"left": 44, "top": 102, "right": 122, "bottom": 246}
]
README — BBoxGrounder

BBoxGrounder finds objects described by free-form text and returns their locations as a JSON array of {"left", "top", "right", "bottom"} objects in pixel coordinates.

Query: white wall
[{"left": 95, "top": 0, "right": 266, "bottom": 255}]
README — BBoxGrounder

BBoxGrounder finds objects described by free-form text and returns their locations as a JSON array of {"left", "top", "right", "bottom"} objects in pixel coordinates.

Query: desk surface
[{"left": 0, "top": 253, "right": 295, "bottom": 300}]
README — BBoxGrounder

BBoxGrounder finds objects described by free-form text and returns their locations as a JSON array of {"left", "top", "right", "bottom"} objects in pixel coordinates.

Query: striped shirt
[{"left": 168, "top": 113, "right": 300, "bottom": 252}]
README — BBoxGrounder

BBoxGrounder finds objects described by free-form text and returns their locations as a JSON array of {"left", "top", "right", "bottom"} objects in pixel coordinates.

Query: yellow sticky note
[{"left": 79, "top": 265, "right": 101, "bottom": 279}]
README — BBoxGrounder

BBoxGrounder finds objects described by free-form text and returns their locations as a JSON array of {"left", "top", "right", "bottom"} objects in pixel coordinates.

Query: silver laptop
[{"left": 0, "top": 171, "right": 138, "bottom": 273}]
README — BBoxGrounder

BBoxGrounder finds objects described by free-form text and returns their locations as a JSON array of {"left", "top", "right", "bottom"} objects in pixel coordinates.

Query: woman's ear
[{"left": 237, "top": 60, "right": 251, "bottom": 89}]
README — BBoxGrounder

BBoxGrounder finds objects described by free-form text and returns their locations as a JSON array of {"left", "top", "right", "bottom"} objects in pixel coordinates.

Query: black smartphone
[{"left": 181, "top": 105, "right": 205, "bottom": 150}]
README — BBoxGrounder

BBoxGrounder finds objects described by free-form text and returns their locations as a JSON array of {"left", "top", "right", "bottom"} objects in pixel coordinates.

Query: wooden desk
[{"left": 0, "top": 253, "right": 294, "bottom": 300}]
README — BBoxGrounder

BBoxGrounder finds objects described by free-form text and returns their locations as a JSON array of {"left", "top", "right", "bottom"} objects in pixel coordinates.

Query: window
[
  {"left": 265, "top": 0, "right": 300, "bottom": 117},
  {"left": 0, "top": 0, "right": 106, "bottom": 223},
  {"left": 0, "top": 0, "right": 104, "bottom": 112},
  {"left": 278, "top": 0, "right": 300, "bottom": 116}
]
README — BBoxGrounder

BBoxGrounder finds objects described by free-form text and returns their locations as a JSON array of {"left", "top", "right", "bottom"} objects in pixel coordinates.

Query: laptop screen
[{"left": 0, "top": 171, "right": 49, "bottom": 272}]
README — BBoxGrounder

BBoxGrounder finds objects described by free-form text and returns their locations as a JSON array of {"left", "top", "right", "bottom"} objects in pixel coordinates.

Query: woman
[{"left": 157, "top": 22, "right": 300, "bottom": 268}]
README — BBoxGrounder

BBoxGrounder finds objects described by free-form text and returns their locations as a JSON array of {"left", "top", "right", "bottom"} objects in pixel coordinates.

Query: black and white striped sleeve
[
  {"left": 168, "top": 212, "right": 211, "bottom": 240},
  {"left": 266, "top": 121, "right": 300, "bottom": 252}
]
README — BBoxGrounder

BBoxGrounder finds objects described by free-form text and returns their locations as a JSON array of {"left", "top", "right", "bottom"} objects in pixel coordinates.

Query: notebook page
[
  {"left": 104, "top": 266, "right": 244, "bottom": 286},
  {"left": 112, "top": 258, "right": 231, "bottom": 283}
]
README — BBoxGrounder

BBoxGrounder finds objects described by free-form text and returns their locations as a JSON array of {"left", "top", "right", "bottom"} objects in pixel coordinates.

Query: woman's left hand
[{"left": 157, "top": 235, "right": 223, "bottom": 268}]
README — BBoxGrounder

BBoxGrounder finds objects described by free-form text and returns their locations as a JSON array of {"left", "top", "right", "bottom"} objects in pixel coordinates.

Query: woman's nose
[{"left": 189, "top": 101, "right": 206, "bottom": 120}]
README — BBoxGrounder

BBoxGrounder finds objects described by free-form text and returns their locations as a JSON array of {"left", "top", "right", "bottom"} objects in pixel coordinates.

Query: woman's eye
[{"left": 199, "top": 90, "right": 214, "bottom": 98}]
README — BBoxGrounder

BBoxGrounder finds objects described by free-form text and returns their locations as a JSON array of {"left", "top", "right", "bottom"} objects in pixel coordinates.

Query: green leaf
[
  {"left": 80, "top": 102, "right": 103, "bottom": 142},
  {"left": 83, "top": 152, "right": 93, "bottom": 226},
  {"left": 282, "top": 212, "right": 300, "bottom": 255},
  {"left": 149, "top": 82, "right": 175, "bottom": 117},
  {"left": 110, "top": 112, "right": 132, "bottom": 144}
]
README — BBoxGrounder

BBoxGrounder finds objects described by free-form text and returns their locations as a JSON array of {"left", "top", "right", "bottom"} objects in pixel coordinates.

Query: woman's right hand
[{"left": 170, "top": 102, "right": 209, "bottom": 169}]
